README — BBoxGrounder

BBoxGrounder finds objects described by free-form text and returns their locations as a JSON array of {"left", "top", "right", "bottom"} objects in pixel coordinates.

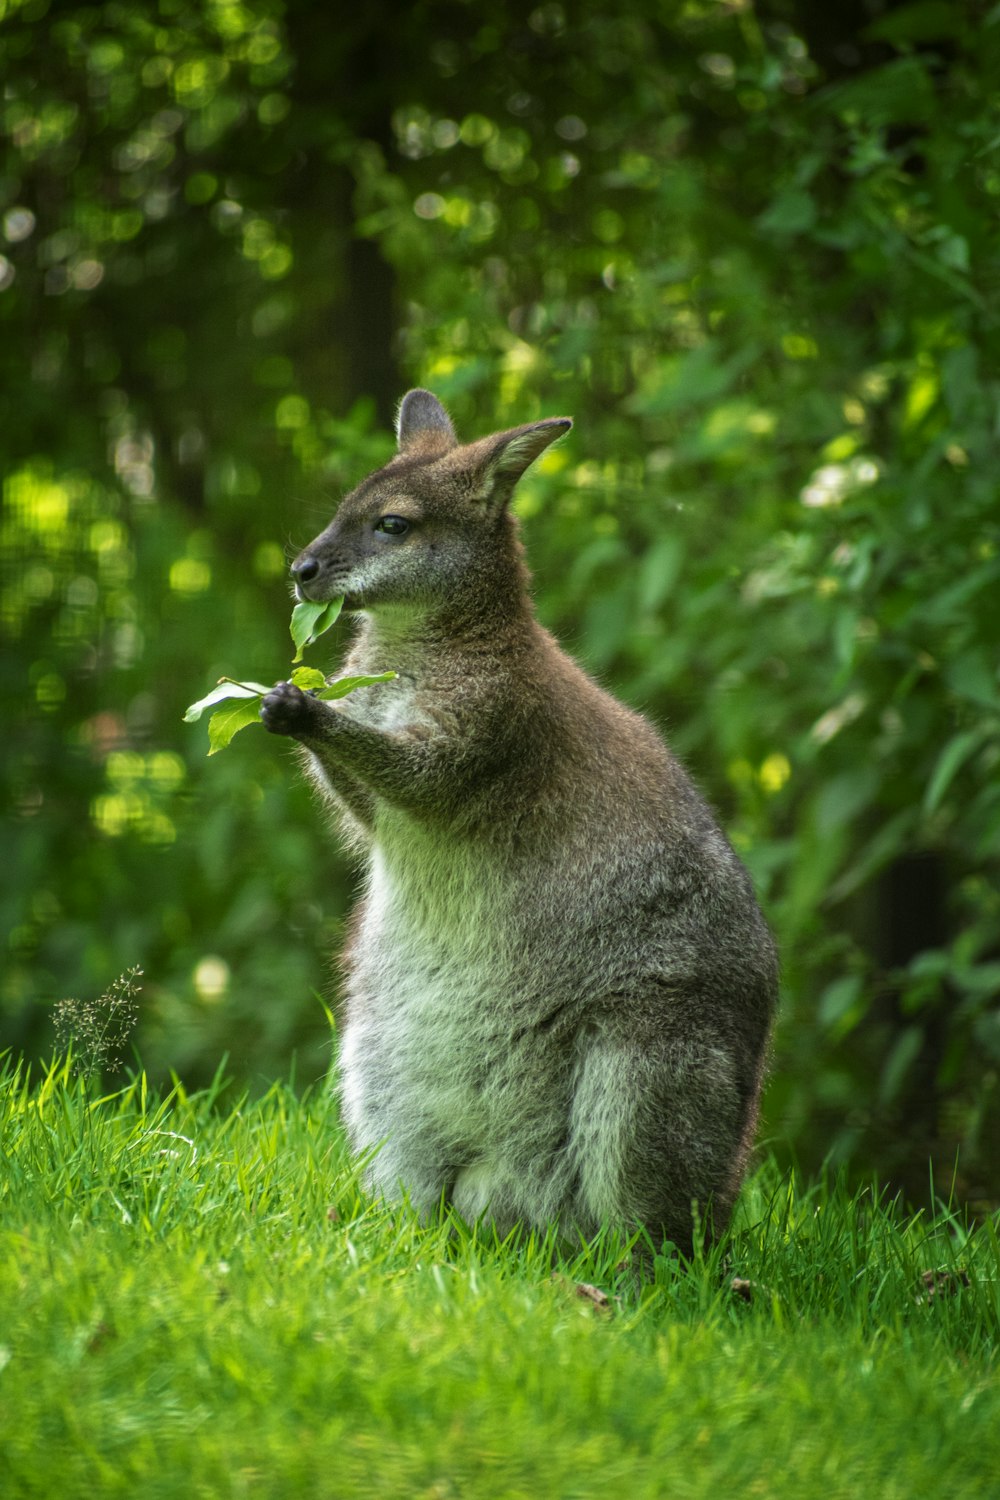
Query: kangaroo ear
[
  {"left": 470, "top": 417, "right": 573, "bottom": 510},
  {"left": 396, "top": 389, "right": 457, "bottom": 456}
]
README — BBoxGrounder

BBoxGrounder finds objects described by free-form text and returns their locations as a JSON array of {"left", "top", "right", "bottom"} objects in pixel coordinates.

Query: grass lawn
[{"left": 1, "top": 1058, "right": 997, "bottom": 1499}]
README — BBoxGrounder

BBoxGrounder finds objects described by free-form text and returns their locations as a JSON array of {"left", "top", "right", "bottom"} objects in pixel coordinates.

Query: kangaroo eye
[{"left": 374, "top": 515, "right": 410, "bottom": 536}]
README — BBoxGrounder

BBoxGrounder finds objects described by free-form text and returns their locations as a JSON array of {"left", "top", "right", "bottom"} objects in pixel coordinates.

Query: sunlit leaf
[
  {"left": 290, "top": 666, "right": 327, "bottom": 692},
  {"left": 207, "top": 697, "right": 264, "bottom": 755},
  {"left": 184, "top": 679, "right": 271, "bottom": 722}
]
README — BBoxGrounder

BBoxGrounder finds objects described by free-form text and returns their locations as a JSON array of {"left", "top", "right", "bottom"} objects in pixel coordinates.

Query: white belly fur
[{"left": 339, "top": 828, "right": 518, "bottom": 1179}]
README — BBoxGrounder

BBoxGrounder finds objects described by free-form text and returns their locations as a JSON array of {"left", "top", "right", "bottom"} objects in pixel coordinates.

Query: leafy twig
[{"left": 185, "top": 595, "right": 396, "bottom": 753}]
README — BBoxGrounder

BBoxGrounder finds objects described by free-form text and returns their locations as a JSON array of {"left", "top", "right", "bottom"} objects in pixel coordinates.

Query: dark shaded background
[{"left": 3, "top": 0, "right": 999, "bottom": 1208}]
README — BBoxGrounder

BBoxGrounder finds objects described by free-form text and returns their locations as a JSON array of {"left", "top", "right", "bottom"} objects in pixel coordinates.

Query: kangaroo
[{"left": 261, "top": 390, "right": 777, "bottom": 1254}]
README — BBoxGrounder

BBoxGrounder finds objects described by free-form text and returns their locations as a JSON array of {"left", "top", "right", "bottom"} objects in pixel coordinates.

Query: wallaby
[{"left": 261, "top": 390, "right": 778, "bottom": 1254}]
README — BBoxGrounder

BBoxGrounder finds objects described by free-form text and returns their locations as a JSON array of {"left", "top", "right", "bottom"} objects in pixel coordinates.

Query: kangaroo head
[{"left": 291, "top": 391, "right": 572, "bottom": 618}]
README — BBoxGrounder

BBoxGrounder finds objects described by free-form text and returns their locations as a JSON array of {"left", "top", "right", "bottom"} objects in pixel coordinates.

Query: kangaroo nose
[{"left": 292, "top": 555, "right": 320, "bottom": 583}]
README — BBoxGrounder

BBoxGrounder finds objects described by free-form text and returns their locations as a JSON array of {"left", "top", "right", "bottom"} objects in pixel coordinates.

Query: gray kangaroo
[{"left": 261, "top": 390, "right": 777, "bottom": 1254}]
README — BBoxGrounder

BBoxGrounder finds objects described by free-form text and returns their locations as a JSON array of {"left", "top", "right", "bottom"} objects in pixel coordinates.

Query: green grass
[{"left": 1, "top": 1059, "right": 997, "bottom": 1499}]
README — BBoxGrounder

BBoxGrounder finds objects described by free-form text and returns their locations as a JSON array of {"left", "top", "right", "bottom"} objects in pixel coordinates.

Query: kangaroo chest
[{"left": 354, "top": 834, "right": 514, "bottom": 1008}]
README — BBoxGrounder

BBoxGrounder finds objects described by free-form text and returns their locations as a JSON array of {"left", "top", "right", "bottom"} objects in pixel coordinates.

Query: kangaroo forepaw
[{"left": 260, "top": 681, "right": 323, "bottom": 738}]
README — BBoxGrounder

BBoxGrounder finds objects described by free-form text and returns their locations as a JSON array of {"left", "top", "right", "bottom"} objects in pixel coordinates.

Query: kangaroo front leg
[
  {"left": 260, "top": 681, "right": 376, "bottom": 826},
  {"left": 260, "top": 681, "right": 450, "bottom": 813}
]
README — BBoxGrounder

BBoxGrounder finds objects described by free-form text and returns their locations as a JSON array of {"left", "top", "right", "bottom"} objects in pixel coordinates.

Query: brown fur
[{"left": 261, "top": 391, "right": 777, "bottom": 1254}]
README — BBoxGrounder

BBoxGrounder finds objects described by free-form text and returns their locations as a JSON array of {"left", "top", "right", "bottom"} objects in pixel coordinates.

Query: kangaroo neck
[{"left": 353, "top": 575, "right": 536, "bottom": 663}]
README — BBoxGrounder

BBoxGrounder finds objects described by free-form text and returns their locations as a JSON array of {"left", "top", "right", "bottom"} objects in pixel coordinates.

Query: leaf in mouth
[{"left": 290, "top": 596, "right": 344, "bottom": 662}]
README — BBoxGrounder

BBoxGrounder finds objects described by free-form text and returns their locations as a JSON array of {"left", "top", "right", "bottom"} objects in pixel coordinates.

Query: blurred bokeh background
[{"left": 2, "top": 0, "right": 998, "bottom": 1207}]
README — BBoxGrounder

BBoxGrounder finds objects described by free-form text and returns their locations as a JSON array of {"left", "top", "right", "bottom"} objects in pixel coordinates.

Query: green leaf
[
  {"left": 207, "top": 698, "right": 264, "bottom": 755},
  {"left": 825, "top": 57, "right": 937, "bottom": 128},
  {"left": 290, "top": 600, "right": 326, "bottom": 659},
  {"left": 290, "top": 596, "right": 344, "bottom": 662},
  {"left": 827, "top": 808, "right": 917, "bottom": 904},
  {"left": 184, "top": 679, "right": 270, "bottom": 722},
  {"left": 290, "top": 666, "right": 327, "bottom": 692},
  {"left": 636, "top": 536, "right": 684, "bottom": 615},
  {"left": 819, "top": 975, "right": 862, "bottom": 1025},
  {"left": 865, "top": 1, "right": 963, "bottom": 44},
  {"left": 955, "top": 961, "right": 1000, "bottom": 1002},
  {"left": 756, "top": 189, "right": 817, "bottom": 237},
  {"left": 944, "top": 648, "right": 1000, "bottom": 710},
  {"left": 316, "top": 671, "right": 396, "bottom": 700},
  {"left": 924, "top": 730, "right": 985, "bottom": 814},
  {"left": 879, "top": 1025, "right": 924, "bottom": 1106}
]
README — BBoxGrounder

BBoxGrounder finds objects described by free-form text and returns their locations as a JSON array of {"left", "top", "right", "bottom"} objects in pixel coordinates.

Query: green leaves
[
  {"left": 186, "top": 596, "right": 396, "bottom": 753},
  {"left": 184, "top": 678, "right": 273, "bottom": 755}
]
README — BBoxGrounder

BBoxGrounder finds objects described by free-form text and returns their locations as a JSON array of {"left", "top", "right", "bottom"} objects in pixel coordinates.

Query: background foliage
[{"left": 2, "top": 0, "right": 998, "bottom": 1206}]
